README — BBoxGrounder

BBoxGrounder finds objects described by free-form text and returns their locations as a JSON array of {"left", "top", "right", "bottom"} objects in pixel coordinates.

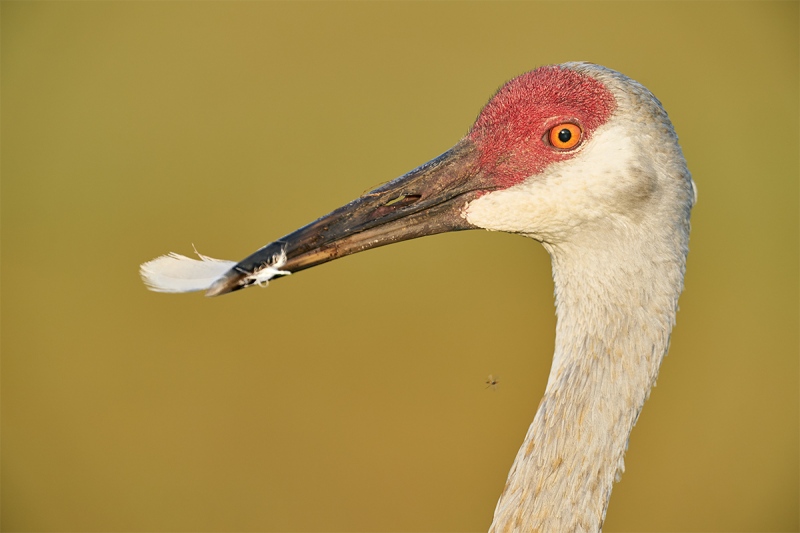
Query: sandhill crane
[{"left": 141, "top": 62, "right": 695, "bottom": 532}]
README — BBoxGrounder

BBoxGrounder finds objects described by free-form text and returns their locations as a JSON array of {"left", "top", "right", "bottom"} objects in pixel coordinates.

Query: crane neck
[{"left": 490, "top": 221, "right": 689, "bottom": 532}]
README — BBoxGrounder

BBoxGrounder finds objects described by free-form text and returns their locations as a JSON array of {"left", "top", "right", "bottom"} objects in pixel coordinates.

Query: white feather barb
[{"left": 139, "top": 245, "right": 290, "bottom": 294}]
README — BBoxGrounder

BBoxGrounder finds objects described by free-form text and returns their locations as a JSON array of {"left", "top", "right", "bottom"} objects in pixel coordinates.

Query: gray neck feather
[{"left": 490, "top": 198, "right": 692, "bottom": 532}]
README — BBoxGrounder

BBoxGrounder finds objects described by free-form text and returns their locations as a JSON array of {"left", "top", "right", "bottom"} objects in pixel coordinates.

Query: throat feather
[{"left": 490, "top": 234, "right": 685, "bottom": 532}]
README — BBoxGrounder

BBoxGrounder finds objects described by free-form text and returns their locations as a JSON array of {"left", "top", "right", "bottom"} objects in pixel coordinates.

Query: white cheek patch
[
  {"left": 464, "top": 123, "right": 635, "bottom": 239},
  {"left": 139, "top": 245, "right": 290, "bottom": 293}
]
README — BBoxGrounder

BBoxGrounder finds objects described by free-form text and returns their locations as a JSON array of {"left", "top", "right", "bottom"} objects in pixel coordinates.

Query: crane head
[{"left": 141, "top": 62, "right": 694, "bottom": 296}]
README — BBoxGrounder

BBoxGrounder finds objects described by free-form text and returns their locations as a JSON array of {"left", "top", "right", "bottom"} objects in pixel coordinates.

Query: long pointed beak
[{"left": 206, "top": 139, "right": 493, "bottom": 296}]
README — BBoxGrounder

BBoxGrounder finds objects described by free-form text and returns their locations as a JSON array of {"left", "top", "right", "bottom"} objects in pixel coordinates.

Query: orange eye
[{"left": 547, "top": 123, "right": 582, "bottom": 150}]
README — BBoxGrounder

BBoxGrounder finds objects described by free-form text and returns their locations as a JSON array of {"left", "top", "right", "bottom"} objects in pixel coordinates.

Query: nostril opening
[{"left": 384, "top": 194, "right": 422, "bottom": 208}]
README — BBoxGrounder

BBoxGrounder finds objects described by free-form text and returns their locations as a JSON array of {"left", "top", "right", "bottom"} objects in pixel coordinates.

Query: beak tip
[{"left": 205, "top": 271, "right": 243, "bottom": 297}]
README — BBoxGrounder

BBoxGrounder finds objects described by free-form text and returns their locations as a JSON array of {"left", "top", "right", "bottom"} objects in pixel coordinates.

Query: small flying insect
[{"left": 485, "top": 375, "right": 499, "bottom": 391}]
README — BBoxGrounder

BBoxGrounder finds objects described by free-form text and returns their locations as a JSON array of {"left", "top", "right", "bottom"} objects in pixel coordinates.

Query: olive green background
[{"left": 3, "top": 2, "right": 798, "bottom": 531}]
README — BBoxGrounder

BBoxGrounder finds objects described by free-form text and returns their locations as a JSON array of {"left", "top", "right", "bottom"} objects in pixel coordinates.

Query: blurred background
[{"left": 2, "top": 2, "right": 797, "bottom": 531}]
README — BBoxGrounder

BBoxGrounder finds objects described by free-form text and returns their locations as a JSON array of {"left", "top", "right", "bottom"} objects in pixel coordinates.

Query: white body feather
[{"left": 139, "top": 247, "right": 289, "bottom": 293}]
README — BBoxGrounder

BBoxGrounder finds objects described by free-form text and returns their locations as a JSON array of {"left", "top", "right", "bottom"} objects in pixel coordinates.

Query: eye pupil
[{"left": 558, "top": 128, "right": 572, "bottom": 143}]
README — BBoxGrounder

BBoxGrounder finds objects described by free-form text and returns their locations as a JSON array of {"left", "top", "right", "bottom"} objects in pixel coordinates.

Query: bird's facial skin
[
  {"left": 207, "top": 63, "right": 620, "bottom": 296},
  {"left": 468, "top": 64, "right": 616, "bottom": 189}
]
